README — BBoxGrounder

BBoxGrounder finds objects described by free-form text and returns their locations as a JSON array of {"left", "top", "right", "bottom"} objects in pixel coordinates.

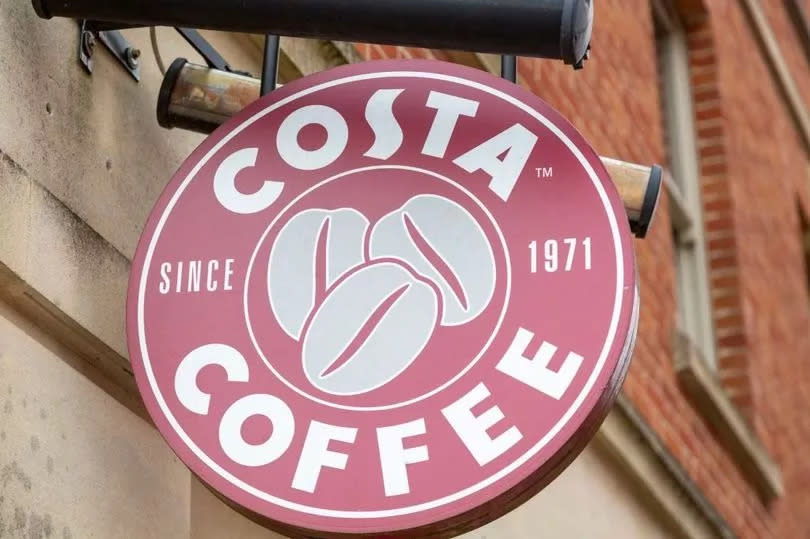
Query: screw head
[
  {"left": 126, "top": 47, "right": 141, "bottom": 68},
  {"left": 82, "top": 31, "right": 96, "bottom": 56}
]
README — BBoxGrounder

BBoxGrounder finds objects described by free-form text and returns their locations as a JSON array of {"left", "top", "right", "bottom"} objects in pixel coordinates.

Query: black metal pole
[
  {"left": 32, "top": 0, "right": 593, "bottom": 66},
  {"left": 501, "top": 55, "right": 517, "bottom": 83},
  {"left": 261, "top": 35, "right": 280, "bottom": 95},
  {"left": 176, "top": 28, "right": 231, "bottom": 71}
]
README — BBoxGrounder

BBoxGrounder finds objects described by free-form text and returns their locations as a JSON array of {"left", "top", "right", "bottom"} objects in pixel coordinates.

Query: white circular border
[
  {"left": 136, "top": 71, "right": 626, "bottom": 519},
  {"left": 243, "top": 165, "right": 512, "bottom": 412}
]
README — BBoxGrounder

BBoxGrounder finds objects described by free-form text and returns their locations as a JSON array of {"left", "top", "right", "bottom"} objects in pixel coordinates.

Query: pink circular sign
[{"left": 127, "top": 59, "right": 637, "bottom": 537}]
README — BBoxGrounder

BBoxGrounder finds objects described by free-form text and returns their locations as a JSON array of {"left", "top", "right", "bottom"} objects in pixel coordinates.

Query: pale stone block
[
  {"left": 0, "top": 153, "right": 31, "bottom": 277},
  {"left": 190, "top": 477, "right": 287, "bottom": 539},
  {"left": 0, "top": 2, "right": 264, "bottom": 260},
  {"left": 0, "top": 301, "right": 190, "bottom": 539}
]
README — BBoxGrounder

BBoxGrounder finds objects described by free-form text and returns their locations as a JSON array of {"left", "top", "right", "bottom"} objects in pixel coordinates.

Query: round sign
[{"left": 127, "top": 59, "right": 637, "bottom": 537}]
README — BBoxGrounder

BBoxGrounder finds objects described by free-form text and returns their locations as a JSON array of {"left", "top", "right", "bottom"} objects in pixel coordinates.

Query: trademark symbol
[{"left": 536, "top": 166, "right": 553, "bottom": 179}]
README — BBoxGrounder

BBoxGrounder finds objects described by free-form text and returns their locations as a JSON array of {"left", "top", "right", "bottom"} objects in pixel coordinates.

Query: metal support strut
[
  {"left": 501, "top": 55, "right": 517, "bottom": 83},
  {"left": 78, "top": 20, "right": 141, "bottom": 81},
  {"left": 261, "top": 35, "right": 280, "bottom": 95},
  {"left": 176, "top": 27, "right": 231, "bottom": 71}
]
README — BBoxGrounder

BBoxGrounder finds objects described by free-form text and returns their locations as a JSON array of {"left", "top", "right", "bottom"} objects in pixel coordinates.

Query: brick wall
[
  {"left": 712, "top": 1, "right": 810, "bottom": 536},
  {"left": 681, "top": 11, "right": 755, "bottom": 419},
  {"left": 357, "top": 1, "right": 810, "bottom": 537}
]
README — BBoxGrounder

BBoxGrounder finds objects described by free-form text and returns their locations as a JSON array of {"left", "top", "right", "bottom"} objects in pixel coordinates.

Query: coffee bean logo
[
  {"left": 369, "top": 195, "right": 496, "bottom": 326},
  {"left": 302, "top": 262, "right": 439, "bottom": 395},
  {"left": 268, "top": 208, "right": 369, "bottom": 340},
  {"left": 268, "top": 195, "right": 496, "bottom": 395}
]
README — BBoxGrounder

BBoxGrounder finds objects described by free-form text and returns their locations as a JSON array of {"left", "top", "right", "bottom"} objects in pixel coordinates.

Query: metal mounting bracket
[
  {"left": 176, "top": 27, "right": 230, "bottom": 71},
  {"left": 501, "top": 55, "right": 517, "bottom": 83},
  {"left": 261, "top": 34, "right": 280, "bottom": 95},
  {"left": 175, "top": 28, "right": 252, "bottom": 77},
  {"left": 78, "top": 20, "right": 141, "bottom": 81}
]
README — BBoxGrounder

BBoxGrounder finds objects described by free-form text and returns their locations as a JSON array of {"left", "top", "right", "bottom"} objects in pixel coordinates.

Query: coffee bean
[
  {"left": 268, "top": 208, "right": 369, "bottom": 339},
  {"left": 302, "top": 262, "right": 438, "bottom": 395},
  {"left": 369, "top": 195, "right": 496, "bottom": 326}
]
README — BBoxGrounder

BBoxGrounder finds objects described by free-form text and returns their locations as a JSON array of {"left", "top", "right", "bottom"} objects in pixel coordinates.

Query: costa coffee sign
[{"left": 127, "top": 60, "right": 637, "bottom": 536}]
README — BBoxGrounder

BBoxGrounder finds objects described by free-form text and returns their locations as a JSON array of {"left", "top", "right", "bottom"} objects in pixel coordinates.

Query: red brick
[
  {"left": 718, "top": 333, "right": 747, "bottom": 347},
  {"left": 696, "top": 106, "right": 723, "bottom": 121},
  {"left": 377, "top": 45, "right": 397, "bottom": 59},
  {"left": 710, "top": 253, "right": 739, "bottom": 270},
  {"left": 718, "top": 353, "right": 749, "bottom": 370},
  {"left": 702, "top": 177, "right": 731, "bottom": 197},
  {"left": 713, "top": 294, "right": 742, "bottom": 310},
  {"left": 716, "top": 314, "right": 745, "bottom": 330},
  {"left": 691, "top": 69, "right": 718, "bottom": 87},
  {"left": 699, "top": 144, "right": 726, "bottom": 159},
  {"left": 701, "top": 162, "right": 728, "bottom": 175},
  {"left": 712, "top": 274, "right": 740, "bottom": 289},
  {"left": 698, "top": 124, "right": 725, "bottom": 138},
  {"left": 708, "top": 234, "right": 737, "bottom": 250},
  {"left": 689, "top": 51, "right": 717, "bottom": 68},
  {"left": 705, "top": 216, "right": 735, "bottom": 231},
  {"left": 693, "top": 87, "right": 721, "bottom": 103}
]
